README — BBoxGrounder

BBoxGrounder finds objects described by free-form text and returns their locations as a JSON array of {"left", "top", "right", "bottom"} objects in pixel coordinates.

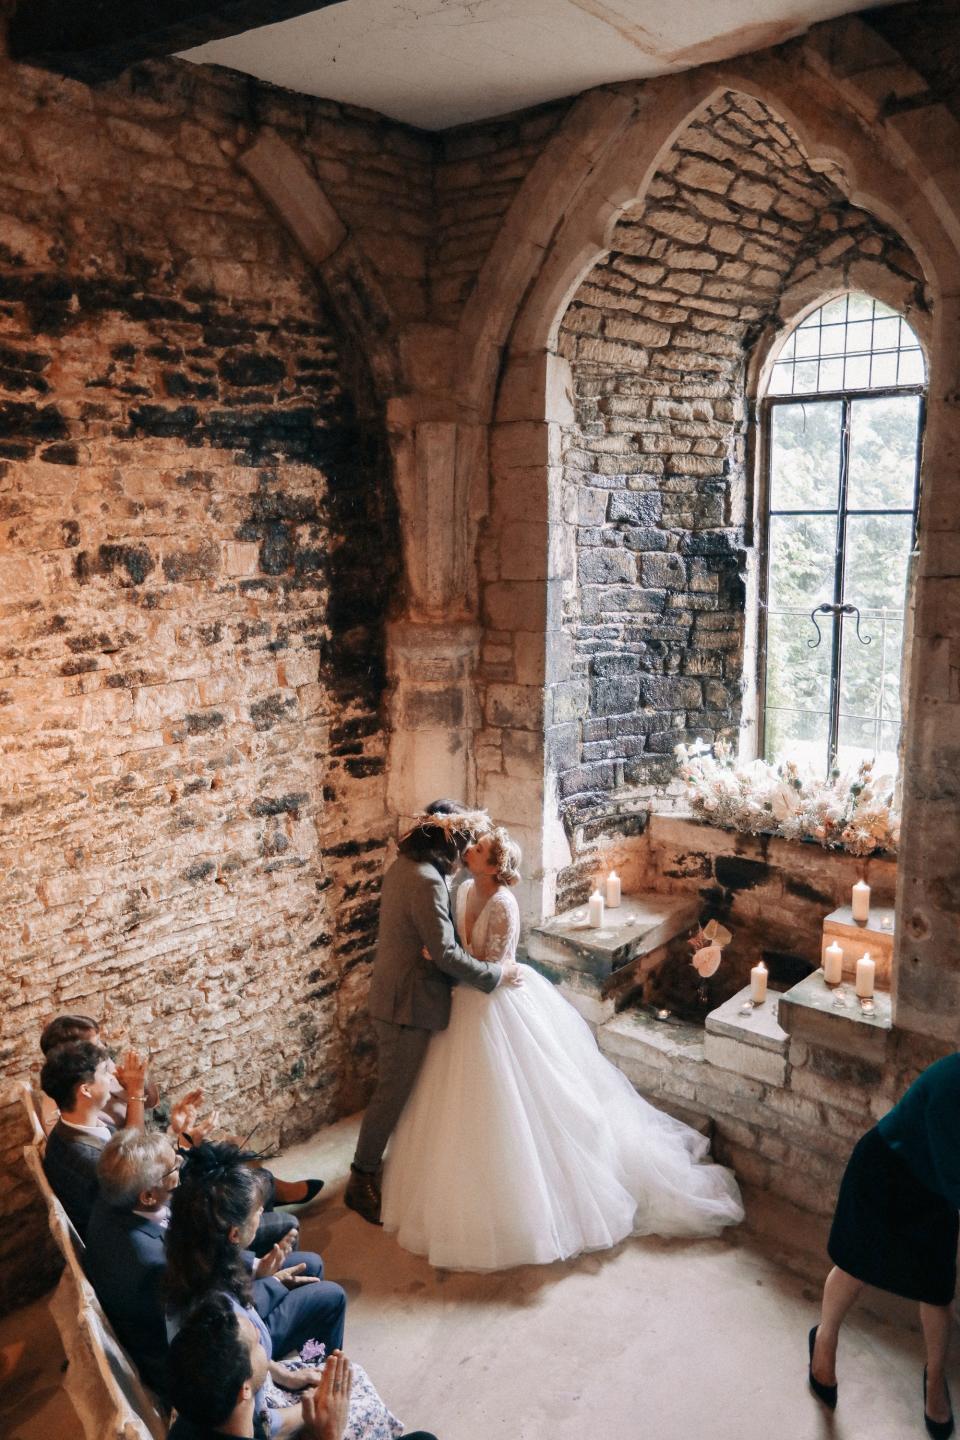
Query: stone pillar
[
  {"left": 385, "top": 408, "right": 488, "bottom": 818},
  {"left": 894, "top": 297, "right": 960, "bottom": 1043},
  {"left": 478, "top": 352, "right": 576, "bottom": 922}
]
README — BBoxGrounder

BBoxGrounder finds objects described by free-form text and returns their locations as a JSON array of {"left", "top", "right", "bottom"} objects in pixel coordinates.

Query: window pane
[
  {"left": 765, "top": 610, "right": 835, "bottom": 714},
  {"left": 879, "top": 720, "right": 901, "bottom": 772},
  {"left": 769, "top": 401, "right": 842, "bottom": 510},
  {"left": 764, "top": 707, "right": 830, "bottom": 771},
  {"left": 768, "top": 514, "right": 837, "bottom": 609},
  {"left": 847, "top": 394, "right": 920, "bottom": 510},
  {"left": 768, "top": 362, "right": 793, "bottom": 395},
  {"left": 870, "top": 349, "right": 898, "bottom": 388},
  {"left": 843, "top": 514, "right": 913, "bottom": 612},
  {"left": 844, "top": 353, "right": 870, "bottom": 389},
  {"left": 838, "top": 608, "right": 904, "bottom": 733},
  {"left": 835, "top": 713, "right": 882, "bottom": 771},
  {"left": 898, "top": 348, "right": 925, "bottom": 384}
]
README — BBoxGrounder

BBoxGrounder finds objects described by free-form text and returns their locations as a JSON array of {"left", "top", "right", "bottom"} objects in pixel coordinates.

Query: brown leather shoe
[{"left": 344, "top": 1166, "right": 382, "bottom": 1226}]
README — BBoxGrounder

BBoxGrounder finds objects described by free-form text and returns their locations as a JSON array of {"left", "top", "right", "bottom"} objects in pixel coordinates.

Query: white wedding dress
[{"left": 380, "top": 881, "right": 744, "bottom": 1271}]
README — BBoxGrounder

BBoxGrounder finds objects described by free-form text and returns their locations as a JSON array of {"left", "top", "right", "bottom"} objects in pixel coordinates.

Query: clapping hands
[
  {"left": 115, "top": 1048, "right": 148, "bottom": 1095},
  {"left": 169, "top": 1089, "right": 221, "bottom": 1146},
  {"left": 301, "top": 1352, "right": 353, "bottom": 1440},
  {"left": 252, "top": 1230, "right": 300, "bottom": 1279}
]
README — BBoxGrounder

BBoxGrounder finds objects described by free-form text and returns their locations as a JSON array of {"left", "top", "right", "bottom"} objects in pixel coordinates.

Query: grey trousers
[{"left": 353, "top": 1018, "right": 432, "bottom": 1173}]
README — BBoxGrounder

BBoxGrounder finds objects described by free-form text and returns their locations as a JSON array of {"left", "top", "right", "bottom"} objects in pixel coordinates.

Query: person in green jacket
[{"left": 809, "top": 1052, "right": 960, "bottom": 1438}]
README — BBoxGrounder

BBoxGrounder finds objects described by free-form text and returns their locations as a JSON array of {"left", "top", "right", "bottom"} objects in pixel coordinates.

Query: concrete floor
[{"left": 1, "top": 1113, "right": 950, "bottom": 1440}]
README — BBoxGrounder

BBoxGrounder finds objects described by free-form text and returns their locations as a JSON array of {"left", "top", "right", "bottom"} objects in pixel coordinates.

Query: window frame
[{"left": 757, "top": 381, "right": 925, "bottom": 773}]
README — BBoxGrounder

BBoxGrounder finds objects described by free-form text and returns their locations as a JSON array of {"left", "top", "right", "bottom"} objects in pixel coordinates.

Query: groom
[{"left": 345, "top": 801, "right": 522, "bottom": 1225}]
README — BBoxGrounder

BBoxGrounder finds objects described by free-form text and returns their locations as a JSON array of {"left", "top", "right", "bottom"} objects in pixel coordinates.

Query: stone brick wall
[
  {"left": 434, "top": 101, "right": 570, "bottom": 324},
  {"left": 555, "top": 90, "right": 927, "bottom": 827},
  {"left": 0, "top": 54, "right": 407, "bottom": 1313}
]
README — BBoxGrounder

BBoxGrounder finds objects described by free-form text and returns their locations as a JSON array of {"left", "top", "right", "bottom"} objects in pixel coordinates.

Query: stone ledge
[
  {"left": 705, "top": 984, "right": 788, "bottom": 1053},
  {"left": 778, "top": 971, "right": 892, "bottom": 1062},
  {"left": 527, "top": 892, "right": 699, "bottom": 978}
]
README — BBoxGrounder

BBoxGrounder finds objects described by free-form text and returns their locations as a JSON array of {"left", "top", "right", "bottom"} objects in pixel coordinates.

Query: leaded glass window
[{"left": 760, "top": 293, "right": 925, "bottom": 775}]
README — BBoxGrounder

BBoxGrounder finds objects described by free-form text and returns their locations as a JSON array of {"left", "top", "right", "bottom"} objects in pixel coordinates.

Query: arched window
[{"left": 760, "top": 292, "right": 925, "bottom": 775}]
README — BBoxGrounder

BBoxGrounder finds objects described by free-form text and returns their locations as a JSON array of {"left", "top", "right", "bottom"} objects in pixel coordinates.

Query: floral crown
[{"left": 399, "top": 808, "right": 492, "bottom": 845}]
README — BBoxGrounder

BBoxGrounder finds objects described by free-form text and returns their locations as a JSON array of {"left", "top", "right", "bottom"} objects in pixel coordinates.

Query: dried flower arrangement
[{"left": 674, "top": 741, "right": 898, "bottom": 858}]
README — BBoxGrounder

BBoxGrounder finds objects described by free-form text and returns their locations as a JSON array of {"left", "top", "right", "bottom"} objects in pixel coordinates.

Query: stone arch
[{"left": 473, "top": 21, "right": 960, "bottom": 1045}]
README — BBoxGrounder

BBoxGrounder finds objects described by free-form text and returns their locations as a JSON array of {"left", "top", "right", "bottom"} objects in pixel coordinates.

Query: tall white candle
[
  {"left": 588, "top": 889, "right": 605, "bottom": 929},
  {"left": 851, "top": 879, "right": 871, "bottom": 923},
  {"left": 750, "top": 961, "right": 768, "bottom": 1004},
  {"left": 855, "top": 951, "right": 875, "bottom": 998},
  {"left": 823, "top": 941, "right": 843, "bottom": 986},
  {"left": 605, "top": 871, "right": 621, "bottom": 909}
]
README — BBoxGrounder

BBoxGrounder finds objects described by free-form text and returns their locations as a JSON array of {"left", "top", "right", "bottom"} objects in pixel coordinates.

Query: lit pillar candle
[
  {"left": 588, "top": 889, "right": 605, "bottom": 928},
  {"left": 855, "top": 952, "right": 875, "bottom": 999},
  {"left": 823, "top": 941, "right": 843, "bottom": 986},
  {"left": 851, "top": 879, "right": 871, "bottom": 923},
  {"left": 605, "top": 870, "right": 621, "bottom": 908},
  {"left": 750, "top": 961, "right": 768, "bottom": 1004}
]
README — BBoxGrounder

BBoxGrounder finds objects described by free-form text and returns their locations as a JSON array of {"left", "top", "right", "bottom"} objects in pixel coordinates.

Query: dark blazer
[
  {"left": 84, "top": 1199, "right": 169, "bottom": 1396},
  {"left": 43, "top": 1119, "right": 113, "bottom": 1237},
  {"left": 367, "top": 855, "right": 501, "bottom": 1030}
]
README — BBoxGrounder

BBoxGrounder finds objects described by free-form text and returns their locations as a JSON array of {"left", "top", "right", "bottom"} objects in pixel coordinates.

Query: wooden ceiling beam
[{"left": 7, "top": 1, "right": 348, "bottom": 82}]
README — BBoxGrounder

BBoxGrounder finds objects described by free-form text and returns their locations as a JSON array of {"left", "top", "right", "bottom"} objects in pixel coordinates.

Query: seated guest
[
  {"left": 41, "top": 1041, "right": 146, "bottom": 1236},
  {"left": 84, "top": 1129, "right": 180, "bottom": 1395},
  {"left": 39, "top": 1013, "right": 161, "bottom": 1119},
  {"left": 166, "top": 1142, "right": 347, "bottom": 1375},
  {"left": 166, "top": 1295, "right": 347, "bottom": 1440},
  {"left": 85, "top": 1131, "right": 328, "bottom": 1400},
  {"left": 40, "top": 1012, "right": 321, "bottom": 1217},
  {"left": 167, "top": 1295, "right": 439, "bottom": 1440}
]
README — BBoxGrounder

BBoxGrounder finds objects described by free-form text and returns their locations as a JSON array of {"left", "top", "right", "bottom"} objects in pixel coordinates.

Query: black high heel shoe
[
  {"left": 808, "top": 1326, "right": 838, "bottom": 1411},
  {"left": 924, "top": 1366, "right": 955, "bottom": 1439}
]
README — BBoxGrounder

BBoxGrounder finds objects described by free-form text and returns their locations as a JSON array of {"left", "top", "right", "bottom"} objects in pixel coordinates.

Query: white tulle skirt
[{"left": 381, "top": 966, "right": 744, "bottom": 1271}]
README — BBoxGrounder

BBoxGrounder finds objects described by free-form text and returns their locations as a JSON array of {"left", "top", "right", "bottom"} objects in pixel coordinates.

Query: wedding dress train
[{"left": 381, "top": 880, "right": 744, "bottom": 1270}]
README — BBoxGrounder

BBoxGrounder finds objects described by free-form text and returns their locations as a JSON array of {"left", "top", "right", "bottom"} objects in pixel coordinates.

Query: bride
[{"left": 380, "top": 826, "right": 744, "bottom": 1270}]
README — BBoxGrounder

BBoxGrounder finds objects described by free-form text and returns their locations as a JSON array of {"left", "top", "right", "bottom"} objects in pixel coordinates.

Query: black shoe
[
  {"left": 344, "top": 1166, "right": 382, "bottom": 1226},
  {"left": 290, "top": 1178, "right": 325, "bottom": 1207},
  {"left": 808, "top": 1327, "right": 837, "bottom": 1411},
  {"left": 924, "top": 1366, "right": 955, "bottom": 1439}
]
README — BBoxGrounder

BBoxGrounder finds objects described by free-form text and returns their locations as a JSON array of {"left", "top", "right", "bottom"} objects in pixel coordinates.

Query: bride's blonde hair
[{"left": 488, "top": 826, "right": 522, "bottom": 887}]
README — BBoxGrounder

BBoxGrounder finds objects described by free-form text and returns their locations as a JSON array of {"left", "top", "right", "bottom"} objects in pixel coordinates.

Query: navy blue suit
[
  {"left": 84, "top": 1200, "right": 168, "bottom": 1395},
  {"left": 43, "top": 1119, "right": 113, "bottom": 1237}
]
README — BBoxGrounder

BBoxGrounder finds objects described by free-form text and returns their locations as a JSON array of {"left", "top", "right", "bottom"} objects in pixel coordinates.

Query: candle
[
  {"left": 750, "top": 961, "right": 768, "bottom": 1004},
  {"left": 851, "top": 879, "right": 870, "bottom": 923},
  {"left": 823, "top": 941, "right": 843, "bottom": 986},
  {"left": 588, "top": 889, "right": 605, "bottom": 929},
  {"left": 605, "top": 870, "right": 621, "bottom": 908},
  {"left": 855, "top": 951, "right": 875, "bottom": 998}
]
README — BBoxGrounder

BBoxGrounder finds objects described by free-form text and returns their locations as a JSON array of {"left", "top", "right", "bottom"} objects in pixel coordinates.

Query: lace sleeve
[{"left": 477, "top": 889, "right": 520, "bottom": 965}]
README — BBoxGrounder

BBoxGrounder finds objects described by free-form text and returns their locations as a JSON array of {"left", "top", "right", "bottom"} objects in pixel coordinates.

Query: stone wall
[
  {"left": 0, "top": 53, "right": 409, "bottom": 1313},
  {"left": 554, "top": 90, "right": 927, "bottom": 825}
]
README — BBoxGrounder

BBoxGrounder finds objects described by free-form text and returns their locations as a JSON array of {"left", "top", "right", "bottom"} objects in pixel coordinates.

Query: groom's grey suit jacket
[{"left": 367, "top": 855, "right": 501, "bottom": 1030}]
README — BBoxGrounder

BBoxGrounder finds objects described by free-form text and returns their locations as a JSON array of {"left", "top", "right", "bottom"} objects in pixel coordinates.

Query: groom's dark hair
[{"left": 423, "top": 798, "right": 465, "bottom": 816}]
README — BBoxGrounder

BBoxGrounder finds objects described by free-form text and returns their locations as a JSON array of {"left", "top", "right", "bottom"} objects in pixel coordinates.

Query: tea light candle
[
  {"left": 855, "top": 951, "right": 875, "bottom": 998},
  {"left": 588, "top": 889, "right": 605, "bottom": 929},
  {"left": 851, "top": 879, "right": 870, "bottom": 923},
  {"left": 750, "top": 961, "right": 768, "bottom": 1004},
  {"left": 823, "top": 941, "right": 843, "bottom": 986},
  {"left": 605, "top": 870, "right": 621, "bottom": 908}
]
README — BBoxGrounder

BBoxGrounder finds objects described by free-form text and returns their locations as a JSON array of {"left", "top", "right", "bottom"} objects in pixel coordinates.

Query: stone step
[
  {"left": 703, "top": 984, "right": 789, "bottom": 1087},
  {"left": 597, "top": 1008, "right": 713, "bottom": 1137},
  {"left": 527, "top": 891, "right": 699, "bottom": 981}
]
